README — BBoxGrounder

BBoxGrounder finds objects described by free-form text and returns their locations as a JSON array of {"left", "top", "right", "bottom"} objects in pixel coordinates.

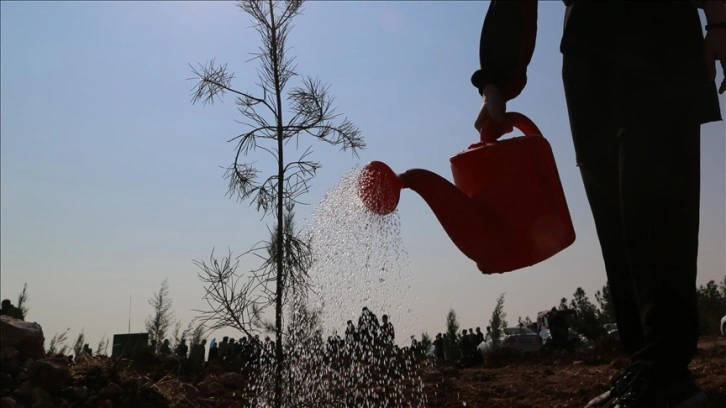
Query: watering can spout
[
  {"left": 397, "top": 169, "right": 511, "bottom": 274},
  {"left": 357, "top": 112, "right": 575, "bottom": 274}
]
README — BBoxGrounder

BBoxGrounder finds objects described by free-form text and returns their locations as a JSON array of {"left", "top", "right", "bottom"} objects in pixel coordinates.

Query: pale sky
[{"left": 1, "top": 1, "right": 724, "bottom": 349}]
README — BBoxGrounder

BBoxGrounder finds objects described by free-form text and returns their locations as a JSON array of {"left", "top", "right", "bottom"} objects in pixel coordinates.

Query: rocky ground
[{"left": 1, "top": 335, "right": 724, "bottom": 407}]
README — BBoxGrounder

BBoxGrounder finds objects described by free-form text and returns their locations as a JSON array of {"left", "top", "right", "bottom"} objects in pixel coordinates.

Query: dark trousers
[{"left": 562, "top": 54, "right": 700, "bottom": 381}]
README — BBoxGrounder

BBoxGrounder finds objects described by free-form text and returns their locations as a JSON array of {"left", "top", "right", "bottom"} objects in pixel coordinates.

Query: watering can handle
[{"left": 479, "top": 112, "right": 543, "bottom": 143}]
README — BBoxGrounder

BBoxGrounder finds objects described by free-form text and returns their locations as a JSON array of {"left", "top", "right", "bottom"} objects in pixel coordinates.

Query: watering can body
[
  {"left": 358, "top": 113, "right": 575, "bottom": 274},
  {"left": 449, "top": 114, "right": 575, "bottom": 272}
]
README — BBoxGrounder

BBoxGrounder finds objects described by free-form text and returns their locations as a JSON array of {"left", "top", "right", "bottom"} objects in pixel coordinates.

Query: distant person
[
  {"left": 410, "top": 335, "right": 419, "bottom": 355},
  {"left": 0, "top": 299, "right": 24, "bottom": 320},
  {"left": 548, "top": 306, "right": 574, "bottom": 351},
  {"left": 345, "top": 320, "right": 357, "bottom": 343},
  {"left": 459, "top": 330, "right": 471, "bottom": 360},
  {"left": 228, "top": 338, "right": 237, "bottom": 360},
  {"left": 433, "top": 333, "right": 444, "bottom": 362},
  {"left": 380, "top": 314, "right": 395, "bottom": 346},
  {"left": 82, "top": 344, "right": 93, "bottom": 356},
  {"left": 159, "top": 339, "right": 172, "bottom": 355},
  {"left": 475, "top": 327, "right": 485, "bottom": 345},
  {"left": 218, "top": 337, "right": 229, "bottom": 361},
  {"left": 358, "top": 307, "right": 380, "bottom": 345},
  {"left": 189, "top": 339, "right": 207, "bottom": 366},
  {"left": 175, "top": 339, "right": 188, "bottom": 358},
  {"left": 208, "top": 338, "right": 218, "bottom": 361}
]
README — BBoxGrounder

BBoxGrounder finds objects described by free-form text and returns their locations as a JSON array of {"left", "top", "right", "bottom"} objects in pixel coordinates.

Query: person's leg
[
  {"left": 618, "top": 119, "right": 700, "bottom": 380},
  {"left": 565, "top": 53, "right": 706, "bottom": 407},
  {"left": 562, "top": 54, "right": 645, "bottom": 356}
]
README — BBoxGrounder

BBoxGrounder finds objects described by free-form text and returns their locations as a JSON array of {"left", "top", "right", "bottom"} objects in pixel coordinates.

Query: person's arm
[
  {"left": 472, "top": 0, "right": 538, "bottom": 131},
  {"left": 471, "top": 0, "right": 538, "bottom": 99},
  {"left": 703, "top": 0, "right": 726, "bottom": 93}
]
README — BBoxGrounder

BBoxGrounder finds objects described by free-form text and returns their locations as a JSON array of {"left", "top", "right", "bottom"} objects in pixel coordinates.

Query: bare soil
[
  {"left": 421, "top": 335, "right": 726, "bottom": 408},
  {"left": 2, "top": 336, "right": 724, "bottom": 407}
]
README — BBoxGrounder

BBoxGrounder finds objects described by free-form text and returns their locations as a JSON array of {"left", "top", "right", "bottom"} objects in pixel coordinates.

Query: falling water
[{"left": 245, "top": 168, "right": 427, "bottom": 407}]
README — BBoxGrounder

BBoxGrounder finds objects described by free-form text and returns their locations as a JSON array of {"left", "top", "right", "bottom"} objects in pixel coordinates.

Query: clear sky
[{"left": 2, "top": 1, "right": 724, "bottom": 349}]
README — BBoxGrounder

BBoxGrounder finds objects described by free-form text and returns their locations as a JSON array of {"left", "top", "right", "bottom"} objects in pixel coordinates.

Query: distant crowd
[{"left": 139, "top": 306, "right": 513, "bottom": 373}]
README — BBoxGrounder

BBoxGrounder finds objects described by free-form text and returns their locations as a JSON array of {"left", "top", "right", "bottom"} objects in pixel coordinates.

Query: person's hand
[
  {"left": 475, "top": 84, "right": 513, "bottom": 134},
  {"left": 705, "top": 27, "right": 726, "bottom": 94}
]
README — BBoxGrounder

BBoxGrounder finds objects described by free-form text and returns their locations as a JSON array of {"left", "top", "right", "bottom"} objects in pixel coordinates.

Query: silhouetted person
[
  {"left": 208, "top": 338, "right": 218, "bottom": 361},
  {"left": 459, "top": 330, "right": 471, "bottom": 359},
  {"left": 475, "top": 327, "right": 485, "bottom": 345},
  {"left": 175, "top": 339, "right": 188, "bottom": 358},
  {"left": 189, "top": 339, "right": 207, "bottom": 366},
  {"left": 548, "top": 307, "right": 569, "bottom": 351},
  {"left": 83, "top": 344, "right": 93, "bottom": 356},
  {"left": 228, "top": 338, "right": 237, "bottom": 361},
  {"left": 358, "top": 307, "right": 379, "bottom": 345},
  {"left": 159, "top": 339, "right": 172, "bottom": 355},
  {"left": 433, "top": 333, "right": 444, "bottom": 361},
  {"left": 218, "top": 337, "right": 229, "bottom": 361},
  {"left": 0, "top": 299, "right": 24, "bottom": 320},
  {"left": 345, "top": 320, "right": 357, "bottom": 344},
  {"left": 380, "top": 314, "right": 395, "bottom": 346}
]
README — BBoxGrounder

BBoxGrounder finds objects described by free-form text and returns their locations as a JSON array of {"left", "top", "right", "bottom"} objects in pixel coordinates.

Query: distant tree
[
  {"left": 697, "top": 277, "right": 726, "bottom": 335},
  {"left": 190, "top": 322, "right": 206, "bottom": 347},
  {"left": 594, "top": 282, "right": 616, "bottom": 324},
  {"left": 445, "top": 309, "right": 461, "bottom": 362},
  {"left": 172, "top": 321, "right": 194, "bottom": 351},
  {"left": 16, "top": 283, "right": 29, "bottom": 320},
  {"left": 72, "top": 331, "right": 85, "bottom": 360},
  {"left": 47, "top": 328, "right": 70, "bottom": 356},
  {"left": 569, "top": 287, "right": 604, "bottom": 341},
  {"left": 96, "top": 335, "right": 109, "bottom": 356},
  {"left": 489, "top": 293, "right": 508, "bottom": 348},
  {"left": 145, "top": 278, "right": 175, "bottom": 353}
]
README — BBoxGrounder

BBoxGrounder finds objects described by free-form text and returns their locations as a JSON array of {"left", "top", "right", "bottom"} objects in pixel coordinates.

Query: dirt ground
[
  {"left": 3, "top": 335, "right": 724, "bottom": 407},
  {"left": 421, "top": 335, "right": 726, "bottom": 408}
]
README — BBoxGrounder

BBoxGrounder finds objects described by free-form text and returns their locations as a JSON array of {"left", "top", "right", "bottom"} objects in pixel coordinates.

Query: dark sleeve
[{"left": 471, "top": 0, "right": 538, "bottom": 100}]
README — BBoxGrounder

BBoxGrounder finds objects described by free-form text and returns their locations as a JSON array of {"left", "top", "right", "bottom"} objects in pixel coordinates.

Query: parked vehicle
[
  {"left": 478, "top": 327, "right": 542, "bottom": 355},
  {"left": 539, "top": 328, "right": 589, "bottom": 350}
]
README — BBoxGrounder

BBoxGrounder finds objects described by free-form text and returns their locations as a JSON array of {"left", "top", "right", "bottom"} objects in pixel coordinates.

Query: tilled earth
[
  {"left": 1, "top": 336, "right": 724, "bottom": 407},
  {"left": 422, "top": 335, "right": 726, "bottom": 408}
]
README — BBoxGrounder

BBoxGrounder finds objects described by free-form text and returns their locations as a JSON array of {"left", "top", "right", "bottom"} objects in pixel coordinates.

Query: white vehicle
[{"left": 478, "top": 327, "right": 542, "bottom": 355}]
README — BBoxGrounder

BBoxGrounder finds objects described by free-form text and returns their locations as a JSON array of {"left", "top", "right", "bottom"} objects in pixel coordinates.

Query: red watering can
[{"left": 357, "top": 112, "right": 575, "bottom": 274}]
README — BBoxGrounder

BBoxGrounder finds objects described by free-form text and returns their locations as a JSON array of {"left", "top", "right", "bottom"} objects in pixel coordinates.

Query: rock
[
  {"left": 97, "top": 399, "right": 113, "bottom": 408},
  {"left": 219, "top": 372, "right": 245, "bottom": 389},
  {"left": 71, "top": 385, "right": 88, "bottom": 400},
  {"left": 181, "top": 382, "right": 198, "bottom": 396},
  {"left": 28, "top": 360, "right": 70, "bottom": 393},
  {"left": 98, "top": 382, "right": 122, "bottom": 399},
  {"left": 0, "top": 373, "right": 13, "bottom": 389},
  {"left": 0, "top": 396, "right": 16, "bottom": 408},
  {"left": 0, "top": 316, "right": 44, "bottom": 360},
  {"left": 15, "top": 381, "right": 31, "bottom": 397},
  {"left": 197, "top": 379, "right": 224, "bottom": 396},
  {"left": 31, "top": 386, "right": 53, "bottom": 408}
]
